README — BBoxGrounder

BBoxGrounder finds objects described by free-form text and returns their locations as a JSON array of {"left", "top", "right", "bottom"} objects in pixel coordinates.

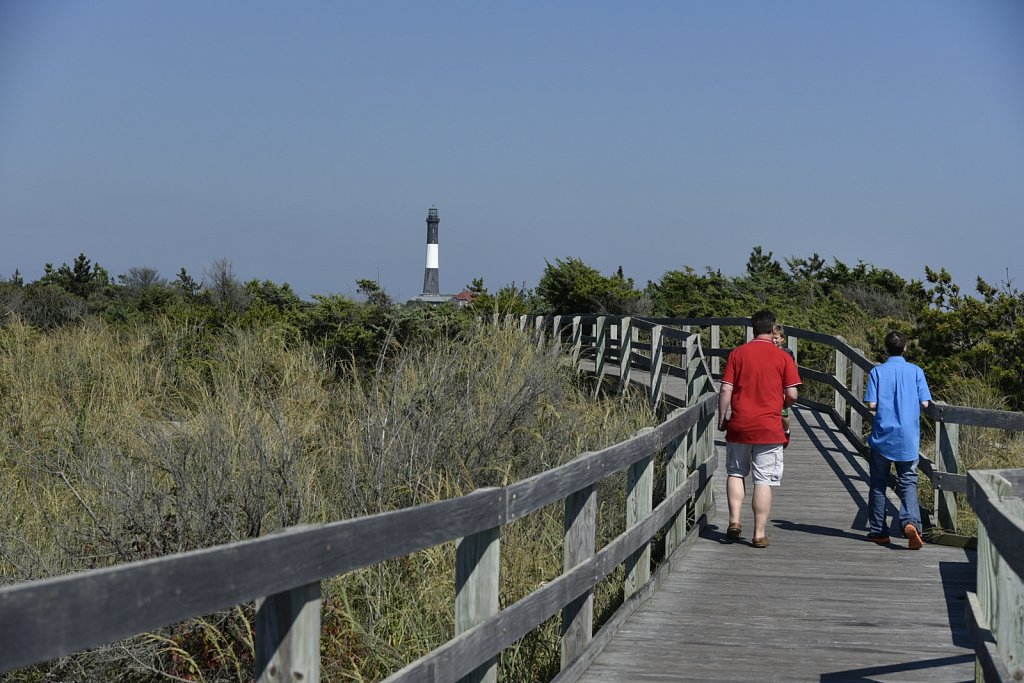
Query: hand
[{"left": 718, "top": 417, "right": 730, "bottom": 432}]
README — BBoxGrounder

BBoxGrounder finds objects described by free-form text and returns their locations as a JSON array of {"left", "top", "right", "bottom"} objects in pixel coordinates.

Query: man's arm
[
  {"left": 784, "top": 386, "right": 798, "bottom": 408},
  {"left": 718, "top": 383, "right": 734, "bottom": 431}
]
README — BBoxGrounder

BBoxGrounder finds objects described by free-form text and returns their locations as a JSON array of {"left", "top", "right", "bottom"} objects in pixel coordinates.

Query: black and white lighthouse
[{"left": 422, "top": 207, "right": 440, "bottom": 294}]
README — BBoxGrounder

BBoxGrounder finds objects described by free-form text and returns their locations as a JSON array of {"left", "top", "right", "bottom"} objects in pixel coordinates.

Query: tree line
[{"left": 3, "top": 247, "right": 1021, "bottom": 409}]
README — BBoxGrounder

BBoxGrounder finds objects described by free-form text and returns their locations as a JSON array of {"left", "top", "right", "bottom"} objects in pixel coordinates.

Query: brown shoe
[
  {"left": 752, "top": 537, "right": 769, "bottom": 548},
  {"left": 904, "top": 524, "right": 923, "bottom": 550},
  {"left": 726, "top": 523, "right": 742, "bottom": 540}
]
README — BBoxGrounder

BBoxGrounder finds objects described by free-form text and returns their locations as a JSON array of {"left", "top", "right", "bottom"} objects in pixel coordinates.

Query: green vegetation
[{"left": 1, "top": 247, "right": 1021, "bottom": 680}]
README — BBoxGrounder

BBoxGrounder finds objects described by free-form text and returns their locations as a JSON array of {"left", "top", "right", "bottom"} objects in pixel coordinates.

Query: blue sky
[{"left": 2, "top": 1, "right": 1022, "bottom": 300}]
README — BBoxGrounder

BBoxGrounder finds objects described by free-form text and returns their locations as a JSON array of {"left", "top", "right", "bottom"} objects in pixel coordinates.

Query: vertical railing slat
[
  {"left": 255, "top": 582, "right": 322, "bottom": 683},
  {"left": 710, "top": 324, "right": 721, "bottom": 376},
  {"left": 456, "top": 522, "right": 501, "bottom": 683},
  {"left": 561, "top": 483, "right": 596, "bottom": 669},
  {"left": 650, "top": 324, "right": 664, "bottom": 409},
  {"left": 593, "top": 316, "right": 607, "bottom": 398},
  {"left": 834, "top": 348, "right": 848, "bottom": 422},
  {"left": 624, "top": 428, "right": 655, "bottom": 598},
  {"left": 935, "top": 407, "right": 961, "bottom": 533},
  {"left": 618, "top": 317, "right": 632, "bottom": 393},
  {"left": 850, "top": 349, "right": 865, "bottom": 438}
]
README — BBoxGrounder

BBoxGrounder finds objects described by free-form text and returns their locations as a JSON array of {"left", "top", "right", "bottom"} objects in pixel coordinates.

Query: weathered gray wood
[
  {"left": 971, "top": 472, "right": 1024, "bottom": 683},
  {"left": 535, "top": 315, "right": 545, "bottom": 348},
  {"left": 618, "top": 317, "right": 633, "bottom": 392},
  {"left": 571, "top": 316, "right": 583, "bottom": 371},
  {"left": 664, "top": 424, "right": 688, "bottom": 554},
  {"left": 968, "top": 471, "right": 1024, "bottom": 580},
  {"left": 649, "top": 325, "right": 664, "bottom": 409},
  {"left": 503, "top": 394, "right": 716, "bottom": 521},
  {"left": 745, "top": 325, "right": 753, "bottom": 342},
  {"left": 456, "top": 524, "right": 501, "bottom": 683},
  {"left": 625, "top": 428, "right": 655, "bottom": 598},
  {"left": 562, "top": 484, "right": 596, "bottom": 669},
  {"left": 935, "top": 412, "right": 961, "bottom": 532},
  {"left": 519, "top": 314, "right": 528, "bottom": 332},
  {"left": 930, "top": 403, "right": 1024, "bottom": 431},
  {"left": 552, "top": 510, "right": 709, "bottom": 683},
  {"left": 710, "top": 324, "right": 720, "bottom": 375},
  {"left": 834, "top": 348, "right": 848, "bottom": 421},
  {"left": 965, "top": 591, "right": 1014, "bottom": 683},
  {"left": 850, "top": 349, "right": 864, "bottom": 437},
  {"left": 578, "top": 407, "right": 976, "bottom": 683},
  {"left": 0, "top": 487, "right": 507, "bottom": 674},
  {"left": 593, "top": 316, "right": 607, "bottom": 397},
  {"left": 255, "top": 581, "right": 321, "bottom": 683},
  {"left": 787, "top": 334, "right": 798, "bottom": 365},
  {"left": 384, "top": 455, "right": 716, "bottom": 683}
]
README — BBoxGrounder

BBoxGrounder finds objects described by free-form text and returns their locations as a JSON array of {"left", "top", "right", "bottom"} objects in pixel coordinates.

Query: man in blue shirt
[{"left": 863, "top": 331, "right": 932, "bottom": 549}]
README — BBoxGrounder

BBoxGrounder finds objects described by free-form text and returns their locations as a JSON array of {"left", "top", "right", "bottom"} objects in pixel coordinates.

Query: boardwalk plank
[{"left": 576, "top": 407, "right": 975, "bottom": 683}]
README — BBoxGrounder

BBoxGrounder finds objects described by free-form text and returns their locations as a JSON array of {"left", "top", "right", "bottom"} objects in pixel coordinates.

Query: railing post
[
  {"left": 665, "top": 418, "right": 688, "bottom": 554},
  {"left": 935, "top": 407, "right": 961, "bottom": 532},
  {"left": 561, "top": 482, "right": 596, "bottom": 669},
  {"left": 649, "top": 325, "right": 664, "bottom": 410},
  {"left": 571, "top": 316, "right": 583, "bottom": 372},
  {"left": 618, "top": 317, "right": 632, "bottom": 393},
  {"left": 456, "top": 522, "right": 501, "bottom": 683},
  {"left": 834, "top": 349, "right": 848, "bottom": 422},
  {"left": 973, "top": 472, "right": 1024, "bottom": 682},
  {"left": 624, "top": 428, "right": 654, "bottom": 598},
  {"left": 710, "top": 324, "right": 720, "bottom": 376},
  {"left": 519, "top": 314, "right": 528, "bottom": 332},
  {"left": 551, "top": 315, "right": 563, "bottom": 350},
  {"left": 535, "top": 315, "right": 545, "bottom": 348},
  {"left": 255, "top": 582, "right": 322, "bottom": 683},
  {"left": 684, "top": 335, "right": 697, "bottom": 408},
  {"left": 593, "top": 316, "right": 607, "bottom": 398},
  {"left": 850, "top": 350, "right": 865, "bottom": 437},
  {"left": 745, "top": 325, "right": 753, "bottom": 342},
  {"left": 787, "top": 335, "right": 798, "bottom": 365}
]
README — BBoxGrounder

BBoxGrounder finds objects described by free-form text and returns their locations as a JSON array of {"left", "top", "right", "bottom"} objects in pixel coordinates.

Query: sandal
[
  {"left": 752, "top": 537, "right": 769, "bottom": 548},
  {"left": 726, "top": 523, "right": 742, "bottom": 540}
]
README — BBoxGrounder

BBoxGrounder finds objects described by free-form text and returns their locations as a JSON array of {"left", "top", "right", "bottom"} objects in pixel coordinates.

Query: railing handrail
[{"left": 1, "top": 314, "right": 721, "bottom": 682}]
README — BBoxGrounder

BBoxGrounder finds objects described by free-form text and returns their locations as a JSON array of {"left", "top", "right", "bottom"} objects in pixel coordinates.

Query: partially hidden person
[{"left": 718, "top": 310, "right": 802, "bottom": 548}]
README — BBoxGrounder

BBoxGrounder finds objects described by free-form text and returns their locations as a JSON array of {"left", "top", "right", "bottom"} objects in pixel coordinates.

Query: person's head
[
  {"left": 884, "top": 331, "right": 908, "bottom": 357},
  {"left": 771, "top": 323, "right": 785, "bottom": 348},
  {"left": 751, "top": 310, "right": 776, "bottom": 336}
]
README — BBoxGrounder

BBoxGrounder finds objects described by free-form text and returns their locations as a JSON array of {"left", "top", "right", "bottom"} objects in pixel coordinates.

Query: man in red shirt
[{"left": 718, "top": 310, "right": 802, "bottom": 548}]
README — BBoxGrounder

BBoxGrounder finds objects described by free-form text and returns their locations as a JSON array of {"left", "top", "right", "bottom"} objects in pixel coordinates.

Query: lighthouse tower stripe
[{"left": 426, "top": 244, "right": 439, "bottom": 269}]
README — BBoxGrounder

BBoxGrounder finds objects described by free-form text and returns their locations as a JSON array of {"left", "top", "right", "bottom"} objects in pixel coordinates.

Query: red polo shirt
[{"left": 722, "top": 338, "right": 802, "bottom": 444}]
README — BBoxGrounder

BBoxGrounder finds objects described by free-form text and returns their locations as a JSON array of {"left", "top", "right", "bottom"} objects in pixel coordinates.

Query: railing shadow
[{"left": 819, "top": 654, "right": 974, "bottom": 682}]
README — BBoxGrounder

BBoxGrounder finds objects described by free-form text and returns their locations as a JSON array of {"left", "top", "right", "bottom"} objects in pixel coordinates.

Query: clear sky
[{"left": 2, "top": 1, "right": 1022, "bottom": 300}]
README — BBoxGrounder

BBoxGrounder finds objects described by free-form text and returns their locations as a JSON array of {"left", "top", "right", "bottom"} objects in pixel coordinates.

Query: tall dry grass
[{"left": 0, "top": 317, "right": 653, "bottom": 681}]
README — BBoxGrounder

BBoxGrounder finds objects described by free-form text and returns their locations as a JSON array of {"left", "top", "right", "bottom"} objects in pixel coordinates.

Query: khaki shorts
[{"left": 726, "top": 442, "right": 784, "bottom": 486}]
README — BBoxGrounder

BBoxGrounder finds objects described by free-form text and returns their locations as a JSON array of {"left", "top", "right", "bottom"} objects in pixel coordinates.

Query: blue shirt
[{"left": 864, "top": 356, "right": 932, "bottom": 461}]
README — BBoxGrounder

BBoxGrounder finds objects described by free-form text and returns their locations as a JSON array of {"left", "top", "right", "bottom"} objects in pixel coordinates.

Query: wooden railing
[
  {"left": 564, "top": 314, "right": 1023, "bottom": 683},
  {"left": 0, "top": 316, "right": 720, "bottom": 683}
]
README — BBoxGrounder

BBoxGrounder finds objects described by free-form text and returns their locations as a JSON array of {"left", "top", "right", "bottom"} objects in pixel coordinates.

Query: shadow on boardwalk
[{"left": 576, "top": 406, "right": 976, "bottom": 683}]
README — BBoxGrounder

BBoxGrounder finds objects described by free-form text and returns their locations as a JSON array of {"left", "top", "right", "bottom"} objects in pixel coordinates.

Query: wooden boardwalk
[{"left": 577, "top": 406, "right": 976, "bottom": 683}]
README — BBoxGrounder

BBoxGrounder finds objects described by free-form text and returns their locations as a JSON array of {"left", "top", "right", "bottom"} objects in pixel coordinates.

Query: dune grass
[{"left": 0, "top": 317, "right": 653, "bottom": 681}]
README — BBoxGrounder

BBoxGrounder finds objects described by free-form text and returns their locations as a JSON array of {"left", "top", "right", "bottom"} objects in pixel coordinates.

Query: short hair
[
  {"left": 751, "top": 310, "right": 776, "bottom": 336},
  {"left": 772, "top": 323, "right": 785, "bottom": 336},
  {"left": 884, "top": 331, "right": 908, "bottom": 356}
]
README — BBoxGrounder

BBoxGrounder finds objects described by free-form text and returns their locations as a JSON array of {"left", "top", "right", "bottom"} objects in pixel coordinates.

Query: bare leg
[
  {"left": 752, "top": 484, "right": 773, "bottom": 538},
  {"left": 727, "top": 475, "right": 746, "bottom": 526}
]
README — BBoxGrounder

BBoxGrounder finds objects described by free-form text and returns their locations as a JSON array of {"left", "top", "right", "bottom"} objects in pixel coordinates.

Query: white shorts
[{"left": 726, "top": 442, "right": 784, "bottom": 487}]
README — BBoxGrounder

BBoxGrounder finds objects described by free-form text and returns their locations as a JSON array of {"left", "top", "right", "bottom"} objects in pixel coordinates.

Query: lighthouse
[{"left": 423, "top": 207, "right": 440, "bottom": 294}]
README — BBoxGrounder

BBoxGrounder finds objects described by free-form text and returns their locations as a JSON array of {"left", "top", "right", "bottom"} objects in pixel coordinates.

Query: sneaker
[
  {"left": 752, "top": 537, "right": 769, "bottom": 548},
  {"left": 904, "top": 524, "right": 923, "bottom": 550},
  {"left": 726, "top": 523, "right": 742, "bottom": 540},
  {"left": 865, "top": 533, "right": 890, "bottom": 544}
]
